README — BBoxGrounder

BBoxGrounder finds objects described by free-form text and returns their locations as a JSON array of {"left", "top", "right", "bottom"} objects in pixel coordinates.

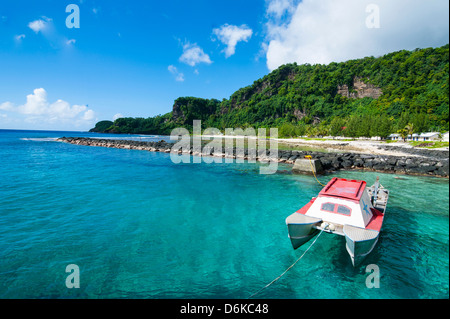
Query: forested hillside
[{"left": 91, "top": 44, "right": 449, "bottom": 138}]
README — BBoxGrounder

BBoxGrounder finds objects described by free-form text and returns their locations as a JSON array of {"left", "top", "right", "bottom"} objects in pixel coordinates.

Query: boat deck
[
  {"left": 313, "top": 222, "right": 345, "bottom": 236},
  {"left": 367, "top": 185, "right": 389, "bottom": 213}
]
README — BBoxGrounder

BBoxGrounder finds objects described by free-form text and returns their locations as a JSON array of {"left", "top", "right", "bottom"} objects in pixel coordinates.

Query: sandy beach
[{"left": 201, "top": 135, "right": 449, "bottom": 158}]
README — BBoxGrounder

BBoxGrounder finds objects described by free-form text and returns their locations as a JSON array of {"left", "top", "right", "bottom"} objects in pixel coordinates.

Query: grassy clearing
[
  {"left": 198, "top": 136, "right": 330, "bottom": 153},
  {"left": 300, "top": 137, "right": 355, "bottom": 142},
  {"left": 409, "top": 141, "right": 449, "bottom": 149}
]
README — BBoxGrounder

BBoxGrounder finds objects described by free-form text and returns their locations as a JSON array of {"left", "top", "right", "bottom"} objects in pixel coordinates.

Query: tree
[
  {"left": 330, "top": 117, "right": 346, "bottom": 136},
  {"left": 398, "top": 128, "right": 408, "bottom": 142},
  {"left": 410, "top": 113, "right": 429, "bottom": 134},
  {"left": 279, "top": 123, "right": 297, "bottom": 138},
  {"left": 404, "top": 123, "right": 415, "bottom": 140},
  {"left": 370, "top": 114, "right": 392, "bottom": 139},
  {"left": 89, "top": 120, "right": 113, "bottom": 132}
]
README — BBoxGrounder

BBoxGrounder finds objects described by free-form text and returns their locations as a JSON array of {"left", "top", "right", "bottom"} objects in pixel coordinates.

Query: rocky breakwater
[
  {"left": 58, "top": 137, "right": 175, "bottom": 153},
  {"left": 377, "top": 145, "right": 449, "bottom": 160},
  {"left": 274, "top": 149, "right": 448, "bottom": 177},
  {"left": 310, "top": 151, "right": 449, "bottom": 177},
  {"left": 58, "top": 137, "right": 449, "bottom": 178}
]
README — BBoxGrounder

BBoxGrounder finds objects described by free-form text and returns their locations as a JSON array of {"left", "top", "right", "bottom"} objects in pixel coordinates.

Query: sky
[{"left": 0, "top": 0, "right": 448, "bottom": 131}]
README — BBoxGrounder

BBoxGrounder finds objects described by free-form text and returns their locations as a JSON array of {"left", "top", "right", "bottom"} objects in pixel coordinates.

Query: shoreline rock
[
  {"left": 377, "top": 145, "right": 449, "bottom": 160},
  {"left": 57, "top": 137, "right": 449, "bottom": 178}
]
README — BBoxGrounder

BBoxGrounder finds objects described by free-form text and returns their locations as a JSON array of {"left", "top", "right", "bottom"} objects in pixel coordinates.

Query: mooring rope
[
  {"left": 248, "top": 223, "right": 329, "bottom": 299},
  {"left": 305, "top": 155, "right": 327, "bottom": 187}
]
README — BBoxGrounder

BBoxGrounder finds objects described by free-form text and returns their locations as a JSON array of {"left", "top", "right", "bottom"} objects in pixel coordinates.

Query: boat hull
[
  {"left": 343, "top": 224, "right": 380, "bottom": 266},
  {"left": 286, "top": 213, "right": 322, "bottom": 250}
]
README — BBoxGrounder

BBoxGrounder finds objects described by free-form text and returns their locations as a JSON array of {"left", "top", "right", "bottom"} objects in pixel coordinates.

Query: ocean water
[{"left": 0, "top": 129, "right": 448, "bottom": 299}]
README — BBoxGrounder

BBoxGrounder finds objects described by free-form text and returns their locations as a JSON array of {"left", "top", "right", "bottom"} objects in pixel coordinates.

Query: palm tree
[
  {"left": 404, "top": 123, "right": 415, "bottom": 141},
  {"left": 397, "top": 128, "right": 408, "bottom": 142}
]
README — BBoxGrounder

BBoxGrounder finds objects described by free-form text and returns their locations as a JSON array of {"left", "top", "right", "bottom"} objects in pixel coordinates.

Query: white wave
[{"left": 20, "top": 137, "right": 58, "bottom": 142}]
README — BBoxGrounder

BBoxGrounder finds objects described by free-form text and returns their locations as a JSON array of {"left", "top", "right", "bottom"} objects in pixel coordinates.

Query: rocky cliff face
[
  {"left": 229, "top": 65, "right": 297, "bottom": 110},
  {"left": 337, "top": 77, "right": 383, "bottom": 99},
  {"left": 171, "top": 97, "right": 221, "bottom": 123},
  {"left": 172, "top": 100, "right": 184, "bottom": 121}
]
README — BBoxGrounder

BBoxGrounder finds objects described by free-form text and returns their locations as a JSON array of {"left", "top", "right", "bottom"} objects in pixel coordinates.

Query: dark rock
[
  {"left": 319, "top": 158, "right": 332, "bottom": 168},
  {"left": 364, "top": 160, "right": 373, "bottom": 168},
  {"left": 359, "top": 154, "right": 375, "bottom": 159},
  {"left": 417, "top": 163, "right": 437, "bottom": 174},
  {"left": 373, "top": 163, "right": 388, "bottom": 171},
  {"left": 331, "top": 159, "right": 341, "bottom": 169},
  {"left": 436, "top": 165, "right": 449, "bottom": 177},
  {"left": 387, "top": 157, "right": 398, "bottom": 166},
  {"left": 353, "top": 159, "right": 364, "bottom": 167},
  {"left": 342, "top": 160, "right": 353, "bottom": 168}
]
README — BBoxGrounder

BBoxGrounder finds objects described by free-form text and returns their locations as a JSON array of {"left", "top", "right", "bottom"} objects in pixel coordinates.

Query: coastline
[
  {"left": 57, "top": 137, "right": 449, "bottom": 178},
  {"left": 206, "top": 135, "right": 447, "bottom": 153}
]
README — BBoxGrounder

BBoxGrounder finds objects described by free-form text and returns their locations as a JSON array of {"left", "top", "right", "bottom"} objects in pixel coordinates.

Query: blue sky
[{"left": 0, "top": 0, "right": 448, "bottom": 131}]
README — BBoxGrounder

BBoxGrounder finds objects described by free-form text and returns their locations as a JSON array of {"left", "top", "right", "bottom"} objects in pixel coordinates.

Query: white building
[
  {"left": 443, "top": 132, "right": 449, "bottom": 142},
  {"left": 409, "top": 132, "right": 441, "bottom": 141},
  {"left": 388, "top": 133, "right": 401, "bottom": 140},
  {"left": 389, "top": 132, "right": 446, "bottom": 142}
]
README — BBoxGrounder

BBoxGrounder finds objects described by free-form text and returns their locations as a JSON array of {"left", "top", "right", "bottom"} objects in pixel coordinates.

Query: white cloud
[
  {"left": 15, "top": 34, "right": 25, "bottom": 41},
  {"left": 212, "top": 24, "right": 253, "bottom": 58},
  {"left": 82, "top": 109, "right": 95, "bottom": 121},
  {"left": 264, "top": 0, "right": 450, "bottom": 71},
  {"left": 18, "top": 88, "right": 48, "bottom": 115},
  {"left": 28, "top": 17, "right": 52, "bottom": 33},
  {"left": 28, "top": 20, "right": 46, "bottom": 33},
  {"left": 179, "top": 42, "right": 212, "bottom": 67},
  {"left": 113, "top": 113, "right": 124, "bottom": 121},
  {"left": 28, "top": 16, "right": 74, "bottom": 50},
  {"left": 168, "top": 65, "right": 185, "bottom": 82},
  {"left": 0, "top": 88, "right": 96, "bottom": 127},
  {"left": 0, "top": 101, "right": 14, "bottom": 111},
  {"left": 266, "top": 0, "right": 296, "bottom": 19},
  {"left": 47, "top": 99, "right": 88, "bottom": 119}
]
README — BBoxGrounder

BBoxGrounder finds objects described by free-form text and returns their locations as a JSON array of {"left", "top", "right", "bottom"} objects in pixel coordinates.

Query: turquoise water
[{"left": 0, "top": 129, "right": 448, "bottom": 299}]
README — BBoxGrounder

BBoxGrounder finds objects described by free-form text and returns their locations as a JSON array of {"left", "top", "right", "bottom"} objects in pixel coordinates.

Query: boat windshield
[
  {"left": 321, "top": 203, "right": 335, "bottom": 212},
  {"left": 321, "top": 202, "right": 352, "bottom": 216},
  {"left": 337, "top": 205, "right": 351, "bottom": 216}
]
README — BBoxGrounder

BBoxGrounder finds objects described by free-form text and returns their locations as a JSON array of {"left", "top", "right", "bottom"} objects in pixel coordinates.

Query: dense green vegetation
[
  {"left": 91, "top": 45, "right": 449, "bottom": 137},
  {"left": 90, "top": 120, "right": 114, "bottom": 133},
  {"left": 94, "top": 114, "right": 175, "bottom": 135}
]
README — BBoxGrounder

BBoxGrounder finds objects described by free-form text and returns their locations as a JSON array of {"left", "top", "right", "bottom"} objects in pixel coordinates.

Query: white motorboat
[{"left": 286, "top": 177, "right": 389, "bottom": 266}]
